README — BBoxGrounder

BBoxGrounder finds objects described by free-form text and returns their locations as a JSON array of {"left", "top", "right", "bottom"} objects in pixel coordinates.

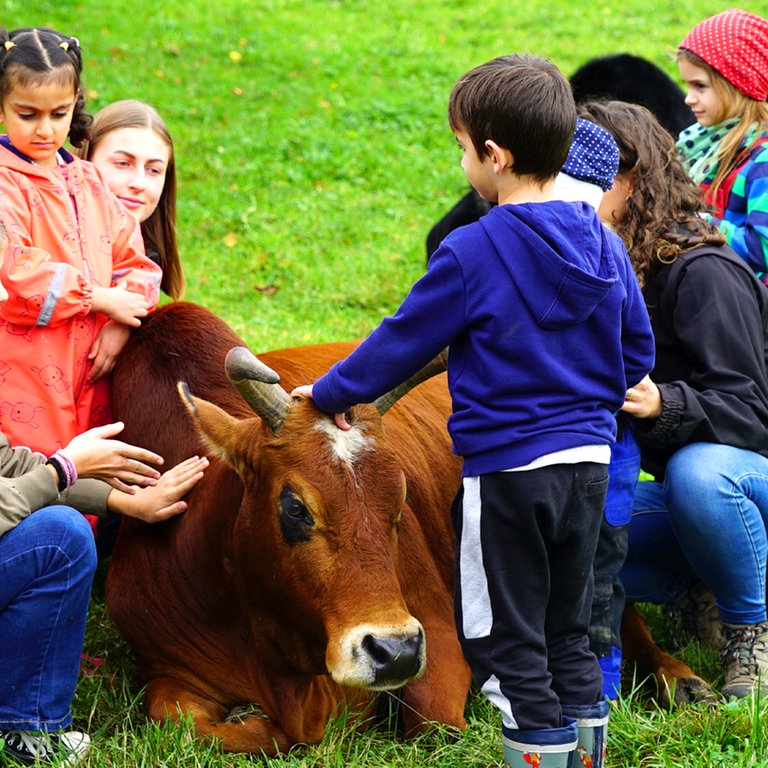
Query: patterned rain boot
[
  {"left": 561, "top": 698, "right": 609, "bottom": 768},
  {"left": 502, "top": 717, "right": 577, "bottom": 768}
]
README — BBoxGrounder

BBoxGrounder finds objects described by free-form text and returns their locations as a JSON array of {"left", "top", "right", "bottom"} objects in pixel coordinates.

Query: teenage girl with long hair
[{"left": 74, "top": 99, "right": 184, "bottom": 300}]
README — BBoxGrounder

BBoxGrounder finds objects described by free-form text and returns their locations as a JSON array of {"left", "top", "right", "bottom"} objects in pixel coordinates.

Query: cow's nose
[{"left": 362, "top": 631, "right": 423, "bottom": 685}]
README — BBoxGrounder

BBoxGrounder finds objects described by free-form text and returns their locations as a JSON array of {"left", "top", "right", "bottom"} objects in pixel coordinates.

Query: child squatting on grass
[{"left": 293, "top": 54, "right": 655, "bottom": 768}]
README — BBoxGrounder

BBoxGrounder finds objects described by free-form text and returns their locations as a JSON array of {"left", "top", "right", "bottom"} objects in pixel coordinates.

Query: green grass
[
  {"left": 2, "top": 0, "right": 729, "bottom": 350},
  {"left": 3, "top": 0, "right": 764, "bottom": 765}
]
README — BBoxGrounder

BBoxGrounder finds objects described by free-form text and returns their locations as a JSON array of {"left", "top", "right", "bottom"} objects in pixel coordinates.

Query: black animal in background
[
  {"left": 425, "top": 53, "right": 693, "bottom": 259},
  {"left": 569, "top": 53, "right": 692, "bottom": 137}
]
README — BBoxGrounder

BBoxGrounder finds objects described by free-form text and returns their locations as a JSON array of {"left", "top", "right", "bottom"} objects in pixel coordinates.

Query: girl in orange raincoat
[{"left": 0, "top": 27, "right": 161, "bottom": 454}]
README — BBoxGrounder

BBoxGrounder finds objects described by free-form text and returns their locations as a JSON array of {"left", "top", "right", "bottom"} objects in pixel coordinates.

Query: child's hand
[
  {"left": 107, "top": 455, "right": 209, "bottom": 522},
  {"left": 88, "top": 321, "right": 132, "bottom": 381},
  {"left": 63, "top": 422, "right": 162, "bottom": 490},
  {"left": 92, "top": 282, "right": 149, "bottom": 326},
  {"left": 291, "top": 385, "right": 351, "bottom": 431}
]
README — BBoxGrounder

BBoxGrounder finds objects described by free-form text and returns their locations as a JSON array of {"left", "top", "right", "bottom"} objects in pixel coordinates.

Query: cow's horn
[
  {"left": 375, "top": 347, "right": 448, "bottom": 415},
  {"left": 225, "top": 346, "right": 293, "bottom": 429}
]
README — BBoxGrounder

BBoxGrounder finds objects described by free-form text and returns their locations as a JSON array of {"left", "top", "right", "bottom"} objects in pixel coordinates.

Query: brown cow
[{"left": 105, "top": 302, "right": 471, "bottom": 754}]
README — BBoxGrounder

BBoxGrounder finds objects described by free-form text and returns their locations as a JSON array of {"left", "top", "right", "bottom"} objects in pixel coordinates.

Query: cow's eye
[
  {"left": 279, "top": 487, "right": 314, "bottom": 544},
  {"left": 285, "top": 497, "right": 306, "bottom": 518}
]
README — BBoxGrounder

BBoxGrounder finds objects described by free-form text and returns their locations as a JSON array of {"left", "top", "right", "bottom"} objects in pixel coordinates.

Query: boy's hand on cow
[
  {"left": 620, "top": 374, "right": 662, "bottom": 419},
  {"left": 91, "top": 283, "right": 149, "bottom": 327},
  {"left": 107, "top": 455, "right": 209, "bottom": 522},
  {"left": 87, "top": 320, "right": 132, "bottom": 381},
  {"left": 291, "top": 385, "right": 351, "bottom": 430},
  {"left": 63, "top": 422, "right": 163, "bottom": 491}
]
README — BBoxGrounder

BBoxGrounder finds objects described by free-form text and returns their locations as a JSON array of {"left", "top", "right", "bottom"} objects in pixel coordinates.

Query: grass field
[{"left": 5, "top": 0, "right": 768, "bottom": 765}]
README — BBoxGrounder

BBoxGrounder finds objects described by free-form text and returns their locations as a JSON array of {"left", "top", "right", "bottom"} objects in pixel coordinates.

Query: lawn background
[{"left": 5, "top": 0, "right": 768, "bottom": 766}]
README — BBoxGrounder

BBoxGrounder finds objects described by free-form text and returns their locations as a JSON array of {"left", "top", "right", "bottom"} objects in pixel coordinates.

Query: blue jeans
[
  {"left": 621, "top": 442, "right": 768, "bottom": 625},
  {"left": 0, "top": 506, "right": 96, "bottom": 730}
]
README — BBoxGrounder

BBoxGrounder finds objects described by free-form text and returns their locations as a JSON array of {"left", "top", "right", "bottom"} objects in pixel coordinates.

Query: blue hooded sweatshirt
[{"left": 312, "top": 201, "right": 655, "bottom": 476}]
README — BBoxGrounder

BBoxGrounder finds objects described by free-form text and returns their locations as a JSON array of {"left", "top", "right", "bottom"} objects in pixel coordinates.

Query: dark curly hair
[
  {"left": 0, "top": 26, "right": 92, "bottom": 148},
  {"left": 578, "top": 100, "right": 725, "bottom": 289}
]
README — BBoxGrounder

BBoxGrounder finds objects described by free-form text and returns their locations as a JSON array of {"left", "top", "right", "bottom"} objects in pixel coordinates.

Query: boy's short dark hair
[{"left": 448, "top": 54, "right": 576, "bottom": 182}]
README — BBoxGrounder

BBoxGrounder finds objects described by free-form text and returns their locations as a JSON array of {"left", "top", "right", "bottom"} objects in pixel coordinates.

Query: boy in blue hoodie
[{"left": 293, "top": 54, "right": 654, "bottom": 768}]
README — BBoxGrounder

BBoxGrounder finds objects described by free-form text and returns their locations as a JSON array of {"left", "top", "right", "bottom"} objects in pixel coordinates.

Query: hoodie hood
[
  {"left": 0, "top": 136, "right": 76, "bottom": 183},
  {"left": 480, "top": 201, "right": 618, "bottom": 329}
]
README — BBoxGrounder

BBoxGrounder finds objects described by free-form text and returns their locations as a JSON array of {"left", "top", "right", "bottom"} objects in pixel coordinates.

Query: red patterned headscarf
[{"left": 680, "top": 9, "right": 768, "bottom": 101}]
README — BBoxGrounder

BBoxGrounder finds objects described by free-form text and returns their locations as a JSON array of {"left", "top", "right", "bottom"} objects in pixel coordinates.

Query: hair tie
[
  {"left": 3, "top": 41, "right": 14, "bottom": 51},
  {"left": 59, "top": 41, "right": 69, "bottom": 51}
]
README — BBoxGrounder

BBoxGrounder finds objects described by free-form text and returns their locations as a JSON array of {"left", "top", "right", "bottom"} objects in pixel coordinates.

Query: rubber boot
[
  {"left": 502, "top": 717, "right": 577, "bottom": 768},
  {"left": 561, "top": 699, "right": 609, "bottom": 768},
  {"left": 597, "top": 646, "right": 622, "bottom": 700}
]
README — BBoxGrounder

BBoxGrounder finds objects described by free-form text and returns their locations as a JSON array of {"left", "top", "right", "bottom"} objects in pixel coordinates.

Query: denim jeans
[
  {"left": 621, "top": 442, "right": 768, "bottom": 625},
  {"left": 0, "top": 506, "right": 96, "bottom": 730}
]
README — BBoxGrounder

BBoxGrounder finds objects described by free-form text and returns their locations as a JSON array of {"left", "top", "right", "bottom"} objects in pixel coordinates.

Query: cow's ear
[{"left": 177, "top": 382, "right": 240, "bottom": 462}]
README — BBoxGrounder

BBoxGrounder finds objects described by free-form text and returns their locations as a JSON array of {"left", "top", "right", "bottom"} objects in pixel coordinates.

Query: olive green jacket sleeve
[
  {"left": 0, "top": 434, "right": 112, "bottom": 538},
  {"left": 59, "top": 478, "right": 112, "bottom": 517}
]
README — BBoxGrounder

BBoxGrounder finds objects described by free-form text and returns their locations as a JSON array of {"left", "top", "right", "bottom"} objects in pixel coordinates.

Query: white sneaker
[{"left": 0, "top": 729, "right": 91, "bottom": 765}]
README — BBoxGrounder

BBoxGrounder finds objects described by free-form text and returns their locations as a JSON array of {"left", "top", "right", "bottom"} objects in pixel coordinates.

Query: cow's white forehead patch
[{"left": 314, "top": 420, "right": 372, "bottom": 465}]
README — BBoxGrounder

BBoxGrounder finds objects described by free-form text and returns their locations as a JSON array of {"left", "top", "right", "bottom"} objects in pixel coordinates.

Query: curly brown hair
[{"left": 578, "top": 100, "right": 725, "bottom": 289}]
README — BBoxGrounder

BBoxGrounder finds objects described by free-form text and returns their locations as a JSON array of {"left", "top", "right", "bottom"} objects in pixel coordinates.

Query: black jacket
[{"left": 635, "top": 245, "right": 768, "bottom": 479}]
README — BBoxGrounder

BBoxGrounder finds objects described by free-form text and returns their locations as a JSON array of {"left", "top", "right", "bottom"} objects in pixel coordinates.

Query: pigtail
[
  {"left": 54, "top": 34, "right": 92, "bottom": 148},
  {"left": 68, "top": 90, "right": 92, "bottom": 148},
  {"left": 0, "top": 27, "right": 18, "bottom": 100}
]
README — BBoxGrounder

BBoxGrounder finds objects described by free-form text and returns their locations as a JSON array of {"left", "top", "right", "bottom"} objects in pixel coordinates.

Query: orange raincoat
[{"left": 0, "top": 144, "right": 161, "bottom": 454}]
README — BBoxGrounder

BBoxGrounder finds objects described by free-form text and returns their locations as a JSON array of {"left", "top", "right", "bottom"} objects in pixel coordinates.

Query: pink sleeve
[
  {"left": 0, "top": 181, "right": 93, "bottom": 327},
  {"left": 107, "top": 200, "right": 162, "bottom": 309}
]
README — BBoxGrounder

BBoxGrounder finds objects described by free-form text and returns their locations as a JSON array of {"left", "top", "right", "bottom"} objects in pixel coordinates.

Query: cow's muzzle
[
  {"left": 328, "top": 619, "right": 427, "bottom": 690},
  {"left": 362, "top": 629, "right": 424, "bottom": 688}
]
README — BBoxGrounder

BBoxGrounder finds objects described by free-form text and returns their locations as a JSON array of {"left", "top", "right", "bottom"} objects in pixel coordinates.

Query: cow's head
[{"left": 176, "top": 347, "right": 447, "bottom": 692}]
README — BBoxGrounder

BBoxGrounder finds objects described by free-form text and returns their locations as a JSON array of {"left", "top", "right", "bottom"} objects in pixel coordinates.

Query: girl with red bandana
[{"left": 677, "top": 9, "right": 768, "bottom": 281}]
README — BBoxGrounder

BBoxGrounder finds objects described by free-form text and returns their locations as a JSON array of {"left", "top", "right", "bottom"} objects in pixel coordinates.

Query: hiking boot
[
  {"left": 0, "top": 729, "right": 90, "bottom": 765},
  {"left": 665, "top": 580, "right": 725, "bottom": 652},
  {"left": 719, "top": 622, "right": 768, "bottom": 699}
]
